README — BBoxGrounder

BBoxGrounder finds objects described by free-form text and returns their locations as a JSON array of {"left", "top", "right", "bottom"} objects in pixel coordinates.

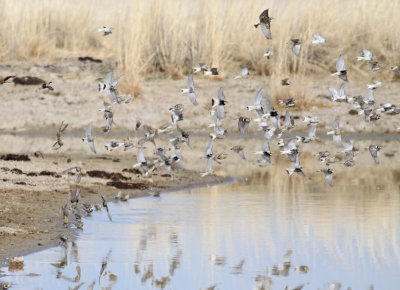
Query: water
[{"left": 1, "top": 181, "right": 400, "bottom": 289}]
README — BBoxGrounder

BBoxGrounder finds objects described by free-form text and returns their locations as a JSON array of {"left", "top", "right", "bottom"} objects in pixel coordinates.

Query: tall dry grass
[{"left": 1, "top": 0, "right": 400, "bottom": 89}]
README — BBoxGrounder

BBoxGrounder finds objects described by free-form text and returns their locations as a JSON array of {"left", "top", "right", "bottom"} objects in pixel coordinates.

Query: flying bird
[
  {"left": 53, "top": 120, "right": 68, "bottom": 150},
  {"left": 368, "top": 145, "right": 381, "bottom": 164},
  {"left": 181, "top": 74, "right": 198, "bottom": 105},
  {"left": 331, "top": 54, "right": 348, "bottom": 81},
  {"left": 234, "top": 67, "right": 249, "bottom": 79},
  {"left": 82, "top": 122, "right": 96, "bottom": 153},
  {"left": 288, "top": 39, "right": 301, "bottom": 56},
  {"left": 312, "top": 34, "right": 326, "bottom": 44},
  {"left": 318, "top": 168, "right": 333, "bottom": 186},
  {"left": 231, "top": 145, "right": 246, "bottom": 160},
  {"left": 357, "top": 49, "right": 372, "bottom": 61},
  {"left": 254, "top": 9, "right": 272, "bottom": 39},
  {"left": 327, "top": 119, "right": 342, "bottom": 147},
  {"left": 98, "top": 26, "right": 112, "bottom": 36}
]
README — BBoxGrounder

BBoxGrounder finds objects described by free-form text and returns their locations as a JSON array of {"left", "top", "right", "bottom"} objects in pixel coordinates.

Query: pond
[{"left": 1, "top": 180, "right": 399, "bottom": 289}]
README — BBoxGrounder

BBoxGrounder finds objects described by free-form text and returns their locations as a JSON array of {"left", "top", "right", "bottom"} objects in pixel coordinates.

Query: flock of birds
[
  {"left": 0, "top": 8, "right": 397, "bottom": 237},
  {"left": 49, "top": 8, "right": 400, "bottom": 230}
]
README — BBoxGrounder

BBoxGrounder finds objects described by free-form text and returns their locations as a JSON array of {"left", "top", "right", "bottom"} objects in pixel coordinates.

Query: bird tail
[{"left": 254, "top": 23, "right": 260, "bottom": 28}]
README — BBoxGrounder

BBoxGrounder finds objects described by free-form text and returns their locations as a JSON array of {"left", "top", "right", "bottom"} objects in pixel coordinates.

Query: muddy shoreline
[{"left": 0, "top": 153, "right": 234, "bottom": 267}]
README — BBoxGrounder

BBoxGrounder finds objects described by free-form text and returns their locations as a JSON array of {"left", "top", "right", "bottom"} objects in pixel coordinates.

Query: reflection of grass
[{"left": 1, "top": 0, "right": 399, "bottom": 89}]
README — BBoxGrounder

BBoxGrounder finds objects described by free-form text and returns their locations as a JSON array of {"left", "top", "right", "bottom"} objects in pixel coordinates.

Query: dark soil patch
[
  {"left": 86, "top": 170, "right": 129, "bottom": 181},
  {"left": 106, "top": 181, "right": 149, "bottom": 190},
  {"left": 0, "top": 154, "right": 31, "bottom": 161}
]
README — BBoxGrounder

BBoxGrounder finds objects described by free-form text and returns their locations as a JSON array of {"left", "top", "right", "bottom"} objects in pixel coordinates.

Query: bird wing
[
  {"left": 86, "top": 122, "right": 93, "bottom": 138},
  {"left": 270, "top": 115, "right": 280, "bottom": 130},
  {"left": 206, "top": 157, "right": 213, "bottom": 173},
  {"left": 104, "top": 72, "right": 112, "bottom": 85},
  {"left": 261, "top": 139, "right": 270, "bottom": 153},
  {"left": 313, "top": 34, "right": 325, "bottom": 42},
  {"left": 238, "top": 150, "right": 246, "bottom": 160},
  {"left": 106, "top": 89, "right": 118, "bottom": 103},
  {"left": 332, "top": 119, "right": 339, "bottom": 130},
  {"left": 265, "top": 96, "right": 274, "bottom": 113},
  {"left": 260, "top": 23, "right": 272, "bottom": 39},
  {"left": 308, "top": 123, "right": 317, "bottom": 138},
  {"left": 205, "top": 138, "right": 214, "bottom": 156},
  {"left": 88, "top": 141, "right": 96, "bottom": 153},
  {"left": 343, "top": 140, "right": 353, "bottom": 151},
  {"left": 369, "top": 146, "right": 379, "bottom": 164},
  {"left": 254, "top": 88, "right": 263, "bottom": 106},
  {"left": 216, "top": 105, "right": 225, "bottom": 119},
  {"left": 187, "top": 74, "right": 194, "bottom": 90},
  {"left": 241, "top": 67, "right": 249, "bottom": 76},
  {"left": 292, "top": 44, "right": 301, "bottom": 56},
  {"left": 259, "top": 9, "right": 269, "bottom": 21},
  {"left": 339, "top": 83, "right": 346, "bottom": 98},
  {"left": 284, "top": 111, "right": 291, "bottom": 127},
  {"left": 111, "top": 76, "right": 121, "bottom": 88},
  {"left": 188, "top": 92, "right": 198, "bottom": 105},
  {"left": 288, "top": 139, "right": 297, "bottom": 150},
  {"left": 324, "top": 172, "right": 333, "bottom": 186},
  {"left": 218, "top": 87, "right": 225, "bottom": 101},
  {"left": 366, "top": 88, "right": 374, "bottom": 103},
  {"left": 362, "top": 49, "right": 372, "bottom": 60},
  {"left": 328, "top": 88, "right": 338, "bottom": 100},
  {"left": 336, "top": 54, "right": 345, "bottom": 71},
  {"left": 333, "top": 134, "right": 342, "bottom": 147},
  {"left": 137, "top": 148, "right": 146, "bottom": 163}
]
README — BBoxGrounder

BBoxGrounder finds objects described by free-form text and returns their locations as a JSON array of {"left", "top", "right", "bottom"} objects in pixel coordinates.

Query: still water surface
[{"left": 2, "top": 181, "right": 400, "bottom": 289}]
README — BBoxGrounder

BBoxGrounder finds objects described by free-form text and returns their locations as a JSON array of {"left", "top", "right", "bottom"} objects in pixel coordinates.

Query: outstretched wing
[
  {"left": 187, "top": 74, "right": 194, "bottom": 90},
  {"left": 218, "top": 87, "right": 225, "bottom": 101},
  {"left": 260, "top": 23, "right": 272, "bottom": 39},
  {"left": 86, "top": 122, "right": 93, "bottom": 138},
  {"left": 254, "top": 88, "right": 263, "bottom": 106},
  {"left": 336, "top": 54, "right": 345, "bottom": 71}
]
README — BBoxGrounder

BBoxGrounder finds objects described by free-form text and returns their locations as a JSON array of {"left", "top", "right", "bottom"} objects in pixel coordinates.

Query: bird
[
  {"left": 135, "top": 118, "right": 143, "bottom": 130},
  {"left": 367, "top": 81, "right": 382, "bottom": 90},
  {"left": 62, "top": 166, "right": 82, "bottom": 184},
  {"left": 357, "top": 49, "right": 372, "bottom": 61},
  {"left": 82, "top": 203, "right": 94, "bottom": 215},
  {"left": 288, "top": 39, "right": 301, "bottom": 56},
  {"left": 100, "top": 195, "right": 112, "bottom": 222},
  {"left": 181, "top": 74, "right": 197, "bottom": 105},
  {"left": 331, "top": 54, "right": 348, "bottom": 81},
  {"left": 61, "top": 204, "right": 69, "bottom": 225},
  {"left": 390, "top": 65, "right": 400, "bottom": 73},
  {"left": 280, "top": 139, "right": 298, "bottom": 162},
  {"left": 327, "top": 119, "right": 342, "bottom": 147},
  {"left": 82, "top": 122, "right": 96, "bottom": 153},
  {"left": 254, "top": 9, "right": 272, "bottom": 39},
  {"left": 132, "top": 146, "right": 153, "bottom": 176},
  {"left": 201, "top": 134, "right": 217, "bottom": 176},
  {"left": 279, "top": 98, "right": 295, "bottom": 107},
  {"left": 234, "top": 67, "right": 249, "bottom": 79},
  {"left": 204, "top": 67, "right": 219, "bottom": 76},
  {"left": 312, "top": 34, "right": 326, "bottom": 44},
  {"left": 211, "top": 87, "right": 226, "bottom": 120},
  {"left": 263, "top": 49, "right": 273, "bottom": 59},
  {"left": 99, "top": 72, "right": 121, "bottom": 103},
  {"left": 285, "top": 153, "right": 305, "bottom": 177},
  {"left": 367, "top": 61, "right": 380, "bottom": 72},
  {"left": 104, "top": 139, "right": 124, "bottom": 151},
  {"left": 193, "top": 63, "right": 208, "bottom": 73},
  {"left": 318, "top": 168, "right": 333, "bottom": 186},
  {"left": 231, "top": 145, "right": 246, "bottom": 160},
  {"left": 281, "top": 78, "right": 290, "bottom": 86},
  {"left": 368, "top": 145, "right": 381, "bottom": 164},
  {"left": 237, "top": 117, "right": 250, "bottom": 134},
  {"left": 254, "top": 138, "right": 271, "bottom": 164},
  {"left": 53, "top": 120, "right": 68, "bottom": 150},
  {"left": 365, "top": 88, "right": 375, "bottom": 104},
  {"left": 283, "top": 111, "right": 294, "bottom": 130},
  {"left": 40, "top": 81, "right": 54, "bottom": 91},
  {"left": 170, "top": 104, "right": 184, "bottom": 124},
  {"left": 247, "top": 88, "right": 264, "bottom": 117},
  {"left": 98, "top": 26, "right": 112, "bottom": 36},
  {"left": 176, "top": 125, "right": 191, "bottom": 148},
  {"left": 329, "top": 83, "right": 347, "bottom": 102},
  {"left": 69, "top": 187, "right": 80, "bottom": 209}
]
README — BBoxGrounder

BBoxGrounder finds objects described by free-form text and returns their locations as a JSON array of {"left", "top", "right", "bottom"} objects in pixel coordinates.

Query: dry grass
[{"left": 1, "top": 0, "right": 399, "bottom": 85}]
